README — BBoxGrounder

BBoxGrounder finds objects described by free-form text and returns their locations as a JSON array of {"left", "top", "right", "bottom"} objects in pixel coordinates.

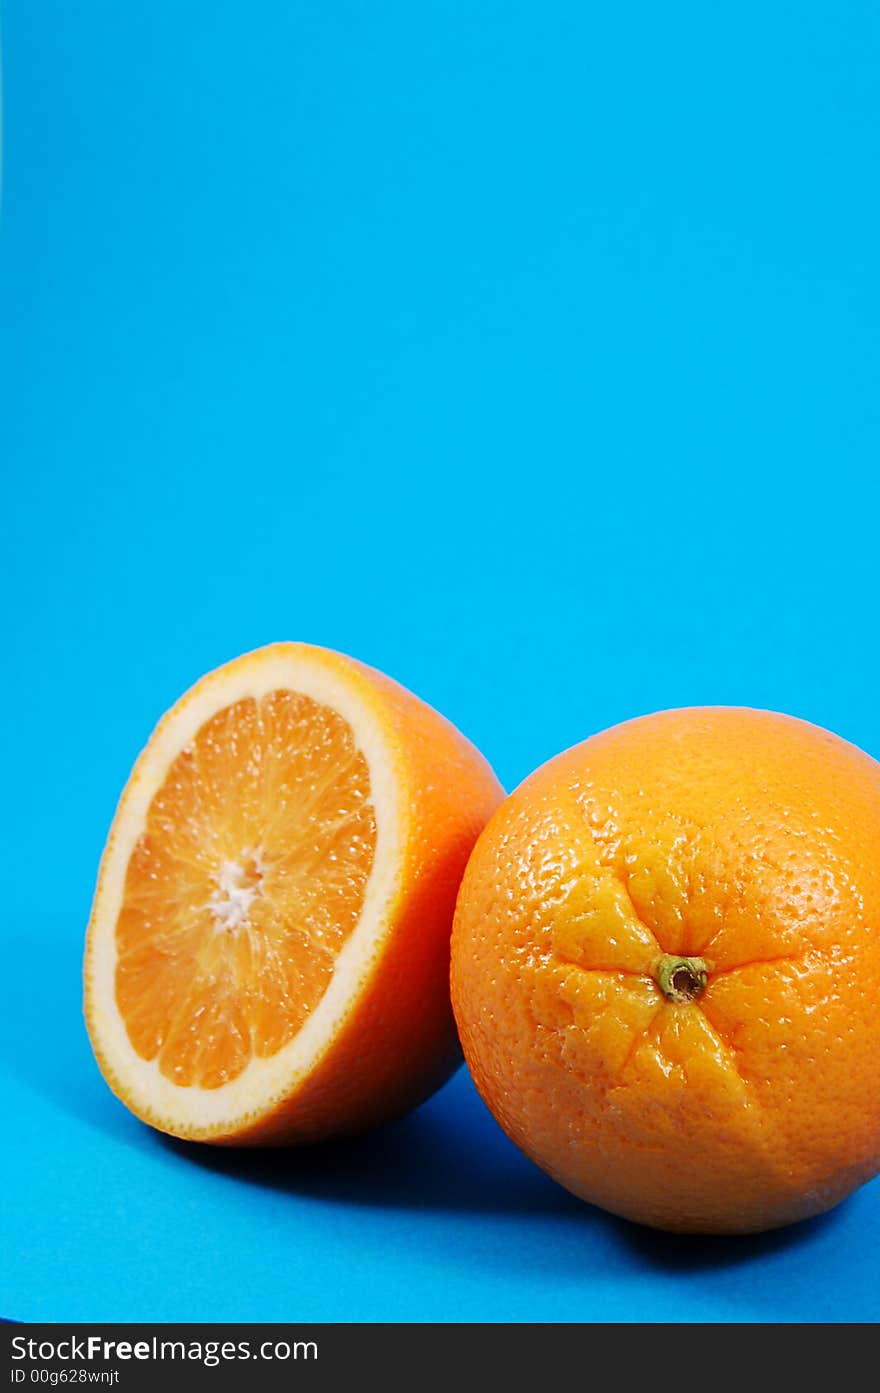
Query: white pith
[
  {"left": 208, "top": 853, "right": 264, "bottom": 932},
  {"left": 85, "top": 648, "right": 403, "bottom": 1134}
]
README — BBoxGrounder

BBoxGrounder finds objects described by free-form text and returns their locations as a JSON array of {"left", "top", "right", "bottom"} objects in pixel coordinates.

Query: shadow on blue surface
[
  {"left": 5, "top": 926, "right": 849, "bottom": 1316},
  {"left": 617, "top": 1207, "right": 838, "bottom": 1273},
  {"left": 155, "top": 1069, "right": 838, "bottom": 1274},
  {"left": 157, "top": 1077, "right": 579, "bottom": 1217}
]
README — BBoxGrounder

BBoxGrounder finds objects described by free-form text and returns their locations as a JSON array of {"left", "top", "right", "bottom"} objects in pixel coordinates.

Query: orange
[
  {"left": 451, "top": 707, "right": 880, "bottom": 1233},
  {"left": 85, "top": 643, "right": 503, "bottom": 1143}
]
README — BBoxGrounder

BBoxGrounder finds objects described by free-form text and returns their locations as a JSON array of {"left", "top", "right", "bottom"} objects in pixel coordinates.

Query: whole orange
[{"left": 451, "top": 707, "right": 880, "bottom": 1234}]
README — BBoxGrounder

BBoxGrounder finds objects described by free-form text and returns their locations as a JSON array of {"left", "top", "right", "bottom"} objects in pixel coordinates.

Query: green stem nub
[{"left": 654, "top": 954, "right": 710, "bottom": 1004}]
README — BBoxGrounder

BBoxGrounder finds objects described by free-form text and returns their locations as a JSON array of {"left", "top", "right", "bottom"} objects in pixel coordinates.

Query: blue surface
[{"left": 2, "top": 1, "right": 880, "bottom": 1323}]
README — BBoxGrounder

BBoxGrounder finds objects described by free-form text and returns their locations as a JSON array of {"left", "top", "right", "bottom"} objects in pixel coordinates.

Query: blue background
[{"left": 2, "top": 1, "right": 879, "bottom": 1322}]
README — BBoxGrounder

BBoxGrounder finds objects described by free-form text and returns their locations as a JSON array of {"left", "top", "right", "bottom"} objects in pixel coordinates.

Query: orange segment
[{"left": 84, "top": 643, "right": 504, "bottom": 1143}]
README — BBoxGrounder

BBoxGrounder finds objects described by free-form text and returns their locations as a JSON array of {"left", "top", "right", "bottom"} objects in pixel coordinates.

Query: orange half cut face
[{"left": 115, "top": 690, "right": 378, "bottom": 1089}]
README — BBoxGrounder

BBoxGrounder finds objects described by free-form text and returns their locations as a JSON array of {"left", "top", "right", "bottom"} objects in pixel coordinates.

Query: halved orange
[{"left": 84, "top": 643, "right": 503, "bottom": 1143}]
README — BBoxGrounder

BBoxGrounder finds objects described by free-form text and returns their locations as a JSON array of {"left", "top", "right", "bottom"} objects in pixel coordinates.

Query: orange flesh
[{"left": 115, "top": 691, "right": 377, "bottom": 1089}]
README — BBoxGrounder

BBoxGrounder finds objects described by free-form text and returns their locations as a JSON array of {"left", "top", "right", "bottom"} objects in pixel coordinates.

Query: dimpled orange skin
[{"left": 451, "top": 708, "right": 880, "bottom": 1234}]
